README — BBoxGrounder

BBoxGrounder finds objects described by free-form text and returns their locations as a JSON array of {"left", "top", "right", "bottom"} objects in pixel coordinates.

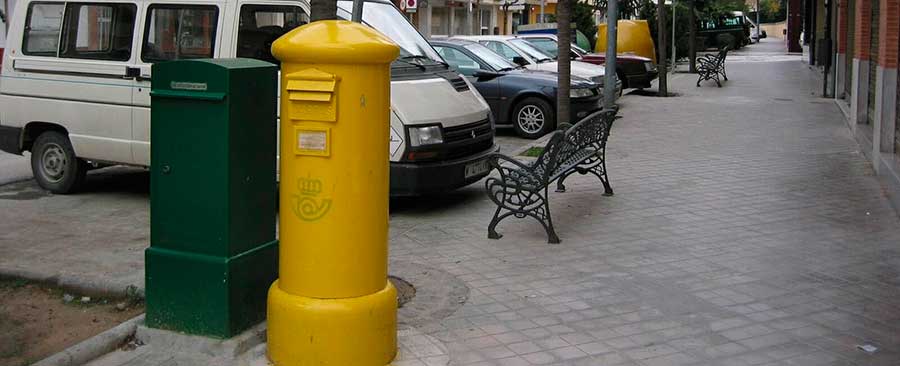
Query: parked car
[
  {"left": 453, "top": 35, "right": 618, "bottom": 94},
  {"left": 432, "top": 39, "right": 603, "bottom": 139},
  {"left": 0, "top": 0, "right": 496, "bottom": 196},
  {"left": 698, "top": 11, "right": 750, "bottom": 49},
  {"left": 518, "top": 34, "right": 657, "bottom": 90},
  {"left": 748, "top": 18, "right": 767, "bottom": 43}
]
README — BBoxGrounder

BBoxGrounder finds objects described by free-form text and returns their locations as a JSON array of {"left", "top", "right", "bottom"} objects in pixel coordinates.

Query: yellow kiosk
[{"left": 596, "top": 20, "right": 658, "bottom": 63}]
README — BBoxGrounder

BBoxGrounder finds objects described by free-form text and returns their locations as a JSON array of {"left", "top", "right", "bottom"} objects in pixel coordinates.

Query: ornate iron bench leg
[
  {"left": 540, "top": 187, "right": 561, "bottom": 244},
  {"left": 555, "top": 170, "right": 573, "bottom": 192},
  {"left": 584, "top": 167, "right": 614, "bottom": 197},
  {"left": 599, "top": 158, "right": 614, "bottom": 196},
  {"left": 487, "top": 205, "right": 510, "bottom": 240},
  {"left": 721, "top": 67, "right": 728, "bottom": 81}
]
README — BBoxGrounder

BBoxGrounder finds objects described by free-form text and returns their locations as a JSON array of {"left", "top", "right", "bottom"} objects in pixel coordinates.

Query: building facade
[
  {"left": 821, "top": 0, "right": 900, "bottom": 209},
  {"left": 405, "top": 0, "right": 572, "bottom": 38}
]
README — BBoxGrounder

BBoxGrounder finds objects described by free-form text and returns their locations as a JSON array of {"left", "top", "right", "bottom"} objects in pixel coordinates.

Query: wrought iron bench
[
  {"left": 696, "top": 47, "right": 729, "bottom": 87},
  {"left": 484, "top": 110, "right": 616, "bottom": 244}
]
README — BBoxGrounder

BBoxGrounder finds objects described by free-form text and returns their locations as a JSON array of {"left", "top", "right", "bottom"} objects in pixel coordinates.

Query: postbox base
[
  {"left": 267, "top": 280, "right": 397, "bottom": 366},
  {"left": 145, "top": 240, "right": 278, "bottom": 338}
]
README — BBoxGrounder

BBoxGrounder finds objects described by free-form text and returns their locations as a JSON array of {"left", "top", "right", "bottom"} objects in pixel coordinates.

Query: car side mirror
[
  {"left": 474, "top": 70, "right": 502, "bottom": 79},
  {"left": 512, "top": 56, "right": 528, "bottom": 66}
]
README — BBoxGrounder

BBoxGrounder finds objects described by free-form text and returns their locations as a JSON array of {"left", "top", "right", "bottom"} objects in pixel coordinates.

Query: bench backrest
[
  {"left": 562, "top": 110, "right": 615, "bottom": 153},
  {"left": 530, "top": 132, "right": 568, "bottom": 184},
  {"left": 716, "top": 47, "right": 729, "bottom": 64},
  {"left": 531, "top": 110, "right": 615, "bottom": 183}
]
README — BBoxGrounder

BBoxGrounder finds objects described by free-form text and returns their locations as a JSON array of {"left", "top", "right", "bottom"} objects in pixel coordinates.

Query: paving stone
[
  {"left": 521, "top": 351, "right": 557, "bottom": 365},
  {"left": 622, "top": 344, "right": 679, "bottom": 360}
]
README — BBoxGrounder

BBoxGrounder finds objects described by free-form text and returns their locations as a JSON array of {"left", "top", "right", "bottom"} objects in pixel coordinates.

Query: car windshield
[
  {"left": 508, "top": 38, "right": 554, "bottom": 62},
  {"left": 337, "top": 1, "right": 443, "bottom": 64},
  {"left": 571, "top": 43, "right": 587, "bottom": 56},
  {"left": 525, "top": 37, "right": 587, "bottom": 58},
  {"left": 464, "top": 43, "right": 517, "bottom": 70},
  {"left": 524, "top": 38, "right": 559, "bottom": 57}
]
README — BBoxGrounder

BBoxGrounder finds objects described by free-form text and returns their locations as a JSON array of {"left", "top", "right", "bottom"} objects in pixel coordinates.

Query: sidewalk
[
  {"left": 5, "top": 39, "right": 900, "bottom": 365},
  {"left": 383, "top": 47, "right": 900, "bottom": 365}
]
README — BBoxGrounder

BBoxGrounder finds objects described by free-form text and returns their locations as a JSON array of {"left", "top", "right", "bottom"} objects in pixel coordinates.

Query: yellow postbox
[{"left": 267, "top": 20, "right": 400, "bottom": 366}]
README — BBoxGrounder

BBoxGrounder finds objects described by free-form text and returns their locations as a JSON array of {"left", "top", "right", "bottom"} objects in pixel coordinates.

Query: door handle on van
[{"left": 125, "top": 67, "right": 151, "bottom": 82}]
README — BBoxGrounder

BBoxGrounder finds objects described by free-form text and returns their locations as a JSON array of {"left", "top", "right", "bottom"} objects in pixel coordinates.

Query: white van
[{"left": 0, "top": 0, "right": 496, "bottom": 196}]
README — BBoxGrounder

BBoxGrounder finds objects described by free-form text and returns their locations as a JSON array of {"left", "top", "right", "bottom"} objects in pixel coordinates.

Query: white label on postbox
[
  {"left": 170, "top": 81, "right": 208, "bottom": 91},
  {"left": 298, "top": 131, "right": 327, "bottom": 151}
]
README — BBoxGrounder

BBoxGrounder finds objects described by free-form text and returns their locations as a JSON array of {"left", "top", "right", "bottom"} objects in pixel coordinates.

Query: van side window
[
  {"left": 23, "top": 2, "right": 64, "bottom": 56},
  {"left": 236, "top": 5, "right": 307, "bottom": 66},
  {"left": 59, "top": 3, "right": 136, "bottom": 61},
  {"left": 142, "top": 5, "right": 218, "bottom": 62}
]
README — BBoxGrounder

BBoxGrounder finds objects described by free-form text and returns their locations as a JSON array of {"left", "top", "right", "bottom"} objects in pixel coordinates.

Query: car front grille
[
  {"left": 443, "top": 118, "right": 494, "bottom": 160},
  {"left": 406, "top": 118, "right": 494, "bottom": 162},
  {"left": 444, "top": 118, "right": 492, "bottom": 143}
]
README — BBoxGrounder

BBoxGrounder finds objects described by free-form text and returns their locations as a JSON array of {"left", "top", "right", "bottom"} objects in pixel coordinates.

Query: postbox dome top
[{"left": 272, "top": 21, "right": 400, "bottom": 64}]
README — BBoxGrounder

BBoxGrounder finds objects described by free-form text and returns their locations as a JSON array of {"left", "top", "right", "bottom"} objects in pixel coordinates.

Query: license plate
[{"left": 465, "top": 159, "right": 490, "bottom": 179}]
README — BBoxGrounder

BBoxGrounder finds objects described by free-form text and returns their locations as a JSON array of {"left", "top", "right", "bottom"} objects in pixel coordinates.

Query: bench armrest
[
  {"left": 697, "top": 57, "right": 718, "bottom": 68},
  {"left": 488, "top": 153, "right": 543, "bottom": 188}
]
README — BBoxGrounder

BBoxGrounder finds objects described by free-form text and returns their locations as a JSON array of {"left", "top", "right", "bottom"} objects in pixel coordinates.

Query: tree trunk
[
  {"left": 689, "top": 0, "right": 696, "bottom": 72},
  {"left": 656, "top": 0, "right": 667, "bottom": 96},
  {"left": 603, "top": 0, "right": 618, "bottom": 109},
  {"left": 556, "top": 0, "right": 572, "bottom": 126},
  {"left": 310, "top": 0, "right": 338, "bottom": 21}
]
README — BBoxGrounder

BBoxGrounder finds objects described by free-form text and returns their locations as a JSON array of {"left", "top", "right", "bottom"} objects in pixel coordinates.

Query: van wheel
[
  {"left": 31, "top": 131, "right": 87, "bottom": 194},
  {"left": 512, "top": 97, "right": 555, "bottom": 139}
]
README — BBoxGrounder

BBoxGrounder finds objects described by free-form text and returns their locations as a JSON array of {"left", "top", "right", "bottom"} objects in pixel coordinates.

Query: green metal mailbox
[{"left": 146, "top": 58, "right": 278, "bottom": 338}]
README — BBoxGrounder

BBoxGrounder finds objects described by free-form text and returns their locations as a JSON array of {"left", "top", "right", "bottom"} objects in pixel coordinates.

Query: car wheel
[
  {"left": 512, "top": 97, "right": 555, "bottom": 139},
  {"left": 31, "top": 131, "right": 87, "bottom": 194}
]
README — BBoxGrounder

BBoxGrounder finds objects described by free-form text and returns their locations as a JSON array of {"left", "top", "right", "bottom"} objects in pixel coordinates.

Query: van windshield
[{"left": 336, "top": 1, "right": 443, "bottom": 65}]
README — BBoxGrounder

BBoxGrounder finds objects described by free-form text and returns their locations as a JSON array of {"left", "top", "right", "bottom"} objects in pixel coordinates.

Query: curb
[
  {"left": 135, "top": 321, "right": 267, "bottom": 359},
  {"left": 32, "top": 314, "right": 145, "bottom": 366},
  {"left": 508, "top": 131, "right": 557, "bottom": 161},
  {"left": 0, "top": 266, "right": 144, "bottom": 299}
]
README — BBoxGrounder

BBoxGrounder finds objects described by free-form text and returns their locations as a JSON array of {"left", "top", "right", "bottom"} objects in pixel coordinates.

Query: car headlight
[
  {"left": 644, "top": 61, "right": 656, "bottom": 72},
  {"left": 570, "top": 88, "right": 594, "bottom": 98},
  {"left": 408, "top": 125, "right": 443, "bottom": 146}
]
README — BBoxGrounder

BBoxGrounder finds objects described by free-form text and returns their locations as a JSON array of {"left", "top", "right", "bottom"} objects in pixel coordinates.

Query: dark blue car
[{"left": 431, "top": 39, "right": 603, "bottom": 139}]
